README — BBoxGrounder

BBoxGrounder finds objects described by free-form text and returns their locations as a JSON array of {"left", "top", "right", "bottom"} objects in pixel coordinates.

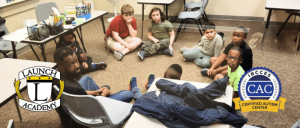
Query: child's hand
[
  {"left": 126, "top": 44, "right": 134, "bottom": 50},
  {"left": 169, "top": 45, "right": 173, "bottom": 50},
  {"left": 207, "top": 68, "right": 214, "bottom": 76},
  {"left": 126, "top": 18, "right": 133, "bottom": 24},
  {"left": 100, "top": 88, "right": 111, "bottom": 97},
  {"left": 82, "top": 62, "right": 88, "bottom": 69},
  {"left": 153, "top": 39, "right": 159, "bottom": 44},
  {"left": 72, "top": 37, "right": 76, "bottom": 42},
  {"left": 210, "top": 70, "right": 218, "bottom": 77}
]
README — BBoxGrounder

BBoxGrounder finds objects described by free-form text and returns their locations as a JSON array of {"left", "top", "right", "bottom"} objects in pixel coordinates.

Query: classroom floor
[{"left": 0, "top": 16, "right": 300, "bottom": 128}]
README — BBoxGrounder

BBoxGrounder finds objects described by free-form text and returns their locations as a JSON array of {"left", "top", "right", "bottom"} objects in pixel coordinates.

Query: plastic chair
[
  {"left": 184, "top": 0, "right": 209, "bottom": 22},
  {"left": 175, "top": 7, "right": 204, "bottom": 42},
  {"left": 7, "top": 119, "right": 14, "bottom": 128},
  {"left": 53, "top": 85, "right": 133, "bottom": 128},
  {"left": 35, "top": 2, "right": 59, "bottom": 22}
]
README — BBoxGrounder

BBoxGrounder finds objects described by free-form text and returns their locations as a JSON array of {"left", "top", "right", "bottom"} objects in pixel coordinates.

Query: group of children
[
  {"left": 52, "top": 4, "right": 255, "bottom": 127},
  {"left": 56, "top": 4, "right": 253, "bottom": 102}
]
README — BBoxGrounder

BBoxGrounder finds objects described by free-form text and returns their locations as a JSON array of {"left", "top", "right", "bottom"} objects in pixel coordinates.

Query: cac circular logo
[{"left": 239, "top": 67, "right": 281, "bottom": 101}]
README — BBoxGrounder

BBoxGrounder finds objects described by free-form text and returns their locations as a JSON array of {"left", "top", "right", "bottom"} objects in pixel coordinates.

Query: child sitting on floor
[
  {"left": 57, "top": 31, "right": 107, "bottom": 74},
  {"left": 201, "top": 26, "right": 253, "bottom": 78},
  {"left": 215, "top": 47, "right": 244, "bottom": 98},
  {"left": 180, "top": 22, "right": 223, "bottom": 68}
]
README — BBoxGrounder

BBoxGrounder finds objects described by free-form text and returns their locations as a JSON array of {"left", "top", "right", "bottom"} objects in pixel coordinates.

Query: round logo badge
[{"left": 239, "top": 67, "right": 281, "bottom": 101}]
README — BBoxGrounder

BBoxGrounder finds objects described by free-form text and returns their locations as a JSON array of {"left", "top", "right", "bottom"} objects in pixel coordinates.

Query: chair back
[
  {"left": 35, "top": 2, "right": 59, "bottom": 22},
  {"left": 204, "top": 0, "right": 209, "bottom": 8},
  {"left": 53, "top": 85, "right": 111, "bottom": 127}
]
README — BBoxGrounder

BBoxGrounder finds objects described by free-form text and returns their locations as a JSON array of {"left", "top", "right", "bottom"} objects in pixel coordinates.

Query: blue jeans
[{"left": 78, "top": 76, "right": 142, "bottom": 103}]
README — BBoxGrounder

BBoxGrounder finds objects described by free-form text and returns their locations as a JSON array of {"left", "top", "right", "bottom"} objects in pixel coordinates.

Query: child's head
[
  {"left": 149, "top": 7, "right": 166, "bottom": 23},
  {"left": 226, "top": 47, "right": 243, "bottom": 70},
  {"left": 59, "top": 31, "right": 75, "bottom": 43},
  {"left": 203, "top": 22, "right": 216, "bottom": 40},
  {"left": 121, "top": 4, "right": 134, "bottom": 21},
  {"left": 232, "top": 26, "right": 247, "bottom": 46},
  {"left": 164, "top": 64, "right": 182, "bottom": 80}
]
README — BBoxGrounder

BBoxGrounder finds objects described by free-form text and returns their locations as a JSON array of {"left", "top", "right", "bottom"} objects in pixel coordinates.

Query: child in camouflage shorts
[{"left": 138, "top": 7, "right": 175, "bottom": 61}]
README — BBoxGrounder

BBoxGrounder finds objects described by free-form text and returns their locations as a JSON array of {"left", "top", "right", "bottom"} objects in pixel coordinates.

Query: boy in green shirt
[
  {"left": 138, "top": 7, "right": 175, "bottom": 60},
  {"left": 215, "top": 47, "right": 245, "bottom": 98}
]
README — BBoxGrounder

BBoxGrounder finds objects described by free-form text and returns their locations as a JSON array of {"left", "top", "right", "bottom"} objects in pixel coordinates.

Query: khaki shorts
[{"left": 106, "top": 36, "right": 131, "bottom": 50}]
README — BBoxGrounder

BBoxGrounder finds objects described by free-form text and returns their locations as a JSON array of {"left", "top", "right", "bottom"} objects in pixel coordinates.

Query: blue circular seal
[{"left": 238, "top": 67, "right": 281, "bottom": 101}]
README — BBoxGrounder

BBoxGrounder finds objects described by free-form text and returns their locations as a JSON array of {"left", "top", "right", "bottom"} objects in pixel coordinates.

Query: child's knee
[
  {"left": 182, "top": 52, "right": 189, "bottom": 59},
  {"left": 120, "top": 90, "right": 133, "bottom": 98},
  {"left": 210, "top": 57, "right": 217, "bottom": 64},
  {"left": 194, "top": 59, "right": 210, "bottom": 68}
]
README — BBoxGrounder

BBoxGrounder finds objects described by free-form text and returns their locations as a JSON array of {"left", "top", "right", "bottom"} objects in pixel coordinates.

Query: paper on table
[
  {"left": 64, "top": 25, "right": 74, "bottom": 29},
  {"left": 2, "top": 28, "right": 28, "bottom": 42}
]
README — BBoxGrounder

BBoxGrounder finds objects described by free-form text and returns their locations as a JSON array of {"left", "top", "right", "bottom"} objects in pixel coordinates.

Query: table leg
[
  {"left": 40, "top": 44, "right": 47, "bottom": 62},
  {"left": 183, "top": 0, "right": 185, "bottom": 10},
  {"left": 141, "top": 4, "right": 144, "bottom": 40},
  {"left": 261, "top": 9, "right": 272, "bottom": 51},
  {"left": 296, "top": 32, "right": 299, "bottom": 55},
  {"left": 100, "top": 16, "right": 106, "bottom": 34},
  {"left": 79, "top": 27, "right": 87, "bottom": 53},
  {"left": 11, "top": 41, "right": 17, "bottom": 59},
  {"left": 76, "top": 28, "right": 87, "bottom": 53},
  {"left": 29, "top": 45, "right": 40, "bottom": 61},
  {"left": 166, "top": 5, "right": 168, "bottom": 20},
  {"left": 13, "top": 97, "right": 23, "bottom": 122},
  {"left": 296, "top": 21, "right": 300, "bottom": 55}
]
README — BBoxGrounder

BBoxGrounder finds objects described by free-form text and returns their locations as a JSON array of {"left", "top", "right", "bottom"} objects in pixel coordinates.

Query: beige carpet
[{"left": 0, "top": 17, "right": 300, "bottom": 128}]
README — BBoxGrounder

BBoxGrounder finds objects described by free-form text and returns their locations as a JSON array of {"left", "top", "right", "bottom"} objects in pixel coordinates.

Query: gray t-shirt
[
  {"left": 148, "top": 20, "right": 174, "bottom": 40},
  {"left": 194, "top": 34, "right": 223, "bottom": 57}
]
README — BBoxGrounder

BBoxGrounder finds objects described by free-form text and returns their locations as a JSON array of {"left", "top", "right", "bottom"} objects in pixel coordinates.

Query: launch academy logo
[{"left": 14, "top": 66, "right": 64, "bottom": 112}]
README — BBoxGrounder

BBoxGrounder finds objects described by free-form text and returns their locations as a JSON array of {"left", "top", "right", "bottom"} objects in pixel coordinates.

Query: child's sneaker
[
  {"left": 114, "top": 51, "right": 124, "bottom": 61},
  {"left": 138, "top": 51, "right": 147, "bottom": 61},
  {"left": 145, "top": 73, "right": 155, "bottom": 90},
  {"left": 129, "top": 76, "right": 137, "bottom": 91},
  {"left": 163, "top": 48, "right": 173, "bottom": 56},
  {"left": 91, "top": 62, "right": 107, "bottom": 70},
  {"left": 200, "top": 68, "right": 209, "bottom": 76}
]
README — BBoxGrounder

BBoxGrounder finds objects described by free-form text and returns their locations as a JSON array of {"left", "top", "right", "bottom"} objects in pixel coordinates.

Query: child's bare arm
[
  {"left": 147, "top": 32, "right": 159, "bottom": 44},
  {"left": 112, "top": 31, "right": 129, "bottom": 47}
]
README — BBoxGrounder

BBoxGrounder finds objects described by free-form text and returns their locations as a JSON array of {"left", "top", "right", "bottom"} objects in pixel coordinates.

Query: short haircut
[
  {"left": 202, "top": 22, "right": 215, "bottom": 32},
  {"left": 169, "top": 64, "right": 182, "bottom": 75},
  {"left": 148, "top": 7, "right": 166, "bottom": 22},
  {"left": 229, "top": 47, "right": 243, "bottom": 58},
  {"left": 53, "top": 47, "right": 75, "bottom": 64},
  {"left": 59, "top": 31, "right": 76, "bottom": 42},
  {"left": 235, "top": 26, "right": 248, "bottom": 38},
  {"left": 121, "top": 4, "right": 134, "bottom": 15}
]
